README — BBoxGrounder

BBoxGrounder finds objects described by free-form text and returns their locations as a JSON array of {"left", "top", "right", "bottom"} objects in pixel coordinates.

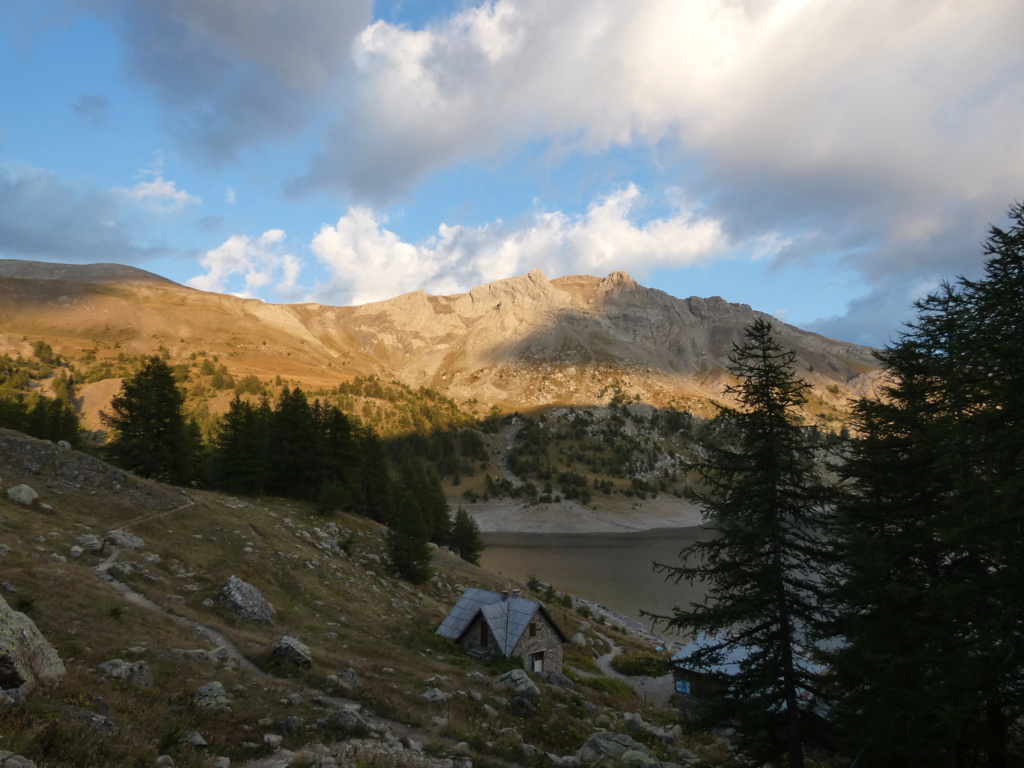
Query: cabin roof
[{"left": 436, "top": 587, "right": 567, "bottom": 656}]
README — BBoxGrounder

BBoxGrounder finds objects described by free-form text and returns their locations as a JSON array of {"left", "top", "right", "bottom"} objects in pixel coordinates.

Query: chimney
[
  {"left": 501, "top": 590, "right": 510, "bottom": 601},
  {"left": 512, "top": 589, "right": 521, "bottom": 599}
]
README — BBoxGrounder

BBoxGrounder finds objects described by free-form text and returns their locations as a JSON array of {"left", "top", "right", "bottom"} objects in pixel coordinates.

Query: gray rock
[
  {"left": 104, "top": 530, "right": 144, "bottom": 550},
  {"left": 75, "top": 534, "right": 103, "bottom": 552},
  {"left": 57, "top": 440, "right": 72, "bottom": 451},
  {"left": 0, "top": 546, "right": 10, "bottom": 557},
  {"left": 496, "top": 668, "right": 540, "bottom": 700},
  {"left": 483, "top": 703, "right": 498, "bottom": 718},
  {"left": 543, "top": 670, "right": 575, "bottom": 690},
  {"left": 97, "top": 659, "right": 154, "bottom": 689},
  {"left": 510, "top": 695, "right": 537, "bottom": 717},
  {"left": 320, "top": 706, "right": 368, "bottom": 734},
  {"left": 6, "top": 485, "right": 38, "bottom": 507},
  {"left": 66, "top": 707, "right": 118, "bottom": 734},
  {"left": 0, "top": 583, "right": 15, "bottom": 593},
  {"left": 192, "top": 681, "right": 230, "bottom": 710},
  {"left": 275, "top": 715, "right": 304, "bottom": 734},
  {"left": 577, "top": 732, "right": 659, "bottom": 768},
  {"left": 212, "top": 758, "right": 231, "bottom": 768},
  {"left": 262, "top": 734, "right": 283, "bottom": 749},
  {"left": 0, "top": 751, "right": 37, "bottom": 768},
  {"left": 569, "top": 632, "right": 587, "bottom": 646},
  {"left": 216, "top": 575, "right": 275, "bottom": 624},
  {"left": 69, "top": 546, "right": 84, "bottom": 558},
  {"left": 269, "top": 635, "right": 312, "bottom": 669},
  {"left": 621, "top": 749, "right": 660, "bottom": 767},
  {"left": 623, "top": 712, "right": 644, "bottom": 732},
  {"left": 0, "top": 595, "right": 66, "bottom": 690},
  {"left": 155, "top": 756, "right": 174, "bottom": 767},
  {"left": 181, "top": 730, "right": 207, "bottom": 748},
  {"left": 422, "top": 687, "right": 452, "bottom": 703}
]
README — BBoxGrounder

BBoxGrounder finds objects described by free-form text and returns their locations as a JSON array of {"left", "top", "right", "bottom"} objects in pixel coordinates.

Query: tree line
[
  {"left": 656, "top": 202, "right": 1024, "bottom": 767},
  {"left": 100, "top": 370, "right": 484, "bottom": 581}
]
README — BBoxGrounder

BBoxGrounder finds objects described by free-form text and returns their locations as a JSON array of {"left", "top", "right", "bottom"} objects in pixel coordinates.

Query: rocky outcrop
[
  {"left": 104, "top": 530, "right": 144, "bottom": 550},
  {"left": 576, "top": 732, "right": 659, "bottom": 767},
  {"left": 0, "top": 596, "right": 65, "bottom": 690},
  {"left": 496, "top": 668, "right": 540, "bottom": 699},
  {"left": 96, "top": 659, "right": 154, "bottom": 688},
  {"left": 216, "top": 575, "right": 275, "bottom": 624},
  {"left": 270, "top": 636, "right": 312, "bottom": 669},
  {"left": 192, "top": 681, "right": 230, "bottom": 710}
]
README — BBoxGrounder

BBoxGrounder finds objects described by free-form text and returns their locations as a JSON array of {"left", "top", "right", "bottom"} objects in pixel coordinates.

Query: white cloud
[
  {"left": 225, "top": 187, "right": 236, "bottom": 204},
  {"left": 310, "top": 186, "right": 735, "bottom": 305},
  {"left": 119, "top": 175, "right": 200, "bottom": 214},
  {"left": 188, "top": 229, "right": 298, "bottom": 298},
  {"left": 297, "top": 0, "right": 1024, "bottom": 205}
]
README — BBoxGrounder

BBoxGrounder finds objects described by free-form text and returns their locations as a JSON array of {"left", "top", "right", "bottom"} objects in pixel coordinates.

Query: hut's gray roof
[{"left": 437, "top": 587, "right": 566, "bottom": 656}]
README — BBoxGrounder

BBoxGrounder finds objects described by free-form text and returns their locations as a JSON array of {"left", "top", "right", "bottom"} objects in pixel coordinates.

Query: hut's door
[
  {"left": 530, "top": 651, "right": 544, "bottom": 672},
  {"left": 479, "top": 622, "right": 489, "bottom": 647}
]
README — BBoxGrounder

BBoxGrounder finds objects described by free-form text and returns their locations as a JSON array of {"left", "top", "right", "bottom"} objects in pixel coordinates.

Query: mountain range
[{"left": 0, "top": 259, "right": 879, "bottom": 422}]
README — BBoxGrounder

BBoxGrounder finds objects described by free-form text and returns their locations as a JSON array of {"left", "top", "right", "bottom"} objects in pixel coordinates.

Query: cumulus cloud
[
  {"left": 84, "top": 0, "right": 374, "bottom": 160},
  {"left": 310, "top": 186, "right": 735, "bottom": 305},
  {"left": 118, "top": 175, "right": 201, "bottom": 214},
  {"left": 0, "top": 164, "right": 171, "bottom": 263},
  {"left": 189, "top": 229, "right": 301, "bottom": 299}
]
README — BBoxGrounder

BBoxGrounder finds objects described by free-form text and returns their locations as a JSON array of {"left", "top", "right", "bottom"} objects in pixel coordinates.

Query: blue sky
[{"left": 1, "top": 1, "right": 1022, "bottom": 347}]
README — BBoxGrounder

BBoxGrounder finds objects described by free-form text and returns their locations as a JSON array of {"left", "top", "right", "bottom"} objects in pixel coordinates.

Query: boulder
[
  {"left": 510, "top": 695, "right": 537, "bottom": 717},
  {"left": 269, "top": 636, "right": 312, "bottom": 669},
  {"left": 542, "top": 670, "right": 575, "bottom": 690},
  {"left": 103, "top": 530, "right": 144, "bottom": 550},
  {"left": 0, "top": 595, "right": 66, "bottom": 690},
  {"left": 569, "top": 632, "right": 587, "bottom": 646},
  {"left": 192, "top": 681, "right": 230, "bottom": 710},
  {"left": 496, "top": 668, "right": 540, "bottom": 700},
  {"left": 421, "top": 688, "right": 451, "bottom": 704},
  {"left": 75, "top": 535, "right": 103, "bottom": 552},
  {"left": 576, "top": 732, "right": 659, "bottom": 768},
  {"left": 97, "top": 659, "right": 154, "bottom": 689},
  {"left": 66, "top": 707, "right": 118, "bottom": 734},
  {"left": 6, "top": 485, "right": 38, "bottom": 507},
  {"left": 216, "top": 576, "right": 275, "bottom": 624},
  {"left": 0, "top": 750, "right": 37, "bottom": 768}
]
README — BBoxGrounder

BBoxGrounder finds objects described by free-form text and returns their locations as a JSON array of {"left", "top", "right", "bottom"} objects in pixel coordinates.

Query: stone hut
[{"left": 436, "top": 587, "right": 567, "bottom": 673}]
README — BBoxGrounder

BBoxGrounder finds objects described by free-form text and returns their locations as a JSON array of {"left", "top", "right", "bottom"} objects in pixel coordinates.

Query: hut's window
[
  {"left": 528, "top": 622, "right": 537, "bottom": 637},
  {"left": 675, "top": 680, "right": 691, "bottom": 695}
]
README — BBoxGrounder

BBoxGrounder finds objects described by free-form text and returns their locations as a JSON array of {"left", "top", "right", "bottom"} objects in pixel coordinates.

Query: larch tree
[
  {"left": 653, "top": 319, "right": 834, "bottom": 768},
  {"left": 829, "top": 202, "right": 1024, "bottom": 767}
]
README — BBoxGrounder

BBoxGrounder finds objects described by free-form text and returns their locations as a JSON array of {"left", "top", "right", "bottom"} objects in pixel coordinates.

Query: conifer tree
[
  {"left": 102, "top": 356, "right": 194, "bottom": 484},
  {"left": 653, "top": 319, "right": 833, "bottom": 768},
  {"left": 450, "top": 506, "right": 485, "bottom": 565},
  {"left": 386, "top": 491, "right": 433, "bottom": 583},
  {"left": 829, "top": 202, "right": 1024, "bottom": 767},
  {"left": 212, "top": 395, "right": 269, "bottom": 493}
]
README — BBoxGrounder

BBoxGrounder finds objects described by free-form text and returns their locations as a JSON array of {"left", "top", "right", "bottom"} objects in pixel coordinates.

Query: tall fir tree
[
  {"left": 829, "top": 202, "right": 1024, "bottom": 767},
  {"left": 101, "top": 356, "right": 194, "bottom": 484},
  {"left": 450, "top": 506, "right": 485, "bottom": 565},
  {"left": 653, "top": 319, "right": 833, "bottom": 768},
  {"left": 386, "top": 491, "right": 433, "bottom": 583},
  {"left": 212, "top": 395, "right": 269, "bottom": 493}
]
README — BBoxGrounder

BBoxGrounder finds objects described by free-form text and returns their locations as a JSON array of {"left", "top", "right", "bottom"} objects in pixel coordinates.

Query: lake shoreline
[{"left": 458, "top": 496, "right": 705, "bottom": 534}]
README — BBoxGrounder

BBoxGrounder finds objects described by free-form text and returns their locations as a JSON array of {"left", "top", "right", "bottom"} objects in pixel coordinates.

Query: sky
[{"left": 1, "top": 1, "right": 1022, "bottom": 348}]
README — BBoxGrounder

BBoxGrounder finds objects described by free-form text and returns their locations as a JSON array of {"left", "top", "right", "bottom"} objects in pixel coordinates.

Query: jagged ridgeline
[{"left": 0, "top": 260, "right": 879, "bottom": 430}]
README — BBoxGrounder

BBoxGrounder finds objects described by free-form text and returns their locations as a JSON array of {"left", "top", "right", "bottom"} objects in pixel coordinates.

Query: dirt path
[
  {"left": 593, "top": 631, "right": 676, "bottom": 709},
  {"left": 119, "top": 489, "right": 196, "bottom": 530},
  {"left": 496, "top": 418, "right": 525, "bottom": 487},
  {"left": 94, "top": 545, "right": 263, "bottom": 674}
]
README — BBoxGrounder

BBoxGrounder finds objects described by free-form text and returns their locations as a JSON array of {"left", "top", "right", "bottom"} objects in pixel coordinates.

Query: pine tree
[
  {"left": 211, "top": 395, "right": 269, "bottom": 493},
  {"left": 653, "top": 319, "right": 833, "bottom": 768},
  {"left": 101, "top": 356, "right": 193, "bottom": 484},
  {"left": 829, "top": 202, "right": 1024, "bottom": 767},
  {"left": 265, "top": 387, "right": 320, "bottom": 498},
  {"left": 449, "top": 506, "right": 485, "bottom": 565},
  {"left": 386, "top": 492, "right": 433, "bottom": 583}
]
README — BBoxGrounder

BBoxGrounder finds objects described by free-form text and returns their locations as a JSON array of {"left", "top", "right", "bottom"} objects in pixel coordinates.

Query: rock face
[
  {"left": 0, "top": 595, "right": 66, "bottom": 690},
  {"left": 216, "top": 575, "right": 275, "bottom": 623},
  {"left": 270, "top": 636, "right": 312, "bottom": 669}
]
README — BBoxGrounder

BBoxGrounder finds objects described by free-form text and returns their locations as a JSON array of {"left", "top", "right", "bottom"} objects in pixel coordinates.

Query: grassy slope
[{"left": 0, "top": 429, "right": 694, "bottom": 768}]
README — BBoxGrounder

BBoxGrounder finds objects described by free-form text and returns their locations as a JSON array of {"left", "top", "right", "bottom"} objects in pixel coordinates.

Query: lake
[{"left": 478, "top": 526, "right": 713, "bottom": 631}]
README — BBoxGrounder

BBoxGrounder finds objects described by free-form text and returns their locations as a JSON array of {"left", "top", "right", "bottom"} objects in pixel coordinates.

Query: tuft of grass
[{"left": 610, "top": 652, "right": 669, "bottom": 677}]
